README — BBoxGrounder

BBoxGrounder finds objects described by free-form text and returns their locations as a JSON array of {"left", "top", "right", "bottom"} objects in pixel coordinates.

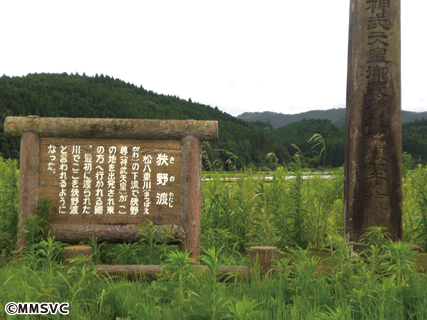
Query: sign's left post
[{"left": 17, "top": 131, "right": 40, "bottom": 249}]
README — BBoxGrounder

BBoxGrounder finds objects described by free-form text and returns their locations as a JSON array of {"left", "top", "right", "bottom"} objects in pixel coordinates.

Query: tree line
[{"left": 1, "top": 73, "right": 426, "bottom": 169}]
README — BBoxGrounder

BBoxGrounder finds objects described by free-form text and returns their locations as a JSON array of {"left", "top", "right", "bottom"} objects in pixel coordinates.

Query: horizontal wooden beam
[
  {"left": 4, "top": 116, "right": 218, "bottom": 141},
  {"left": 51, "top": 224, "right": 185, "bottom": 243},
  {"left": 97, "top": 264, "right": 250, "bottom": 279}
]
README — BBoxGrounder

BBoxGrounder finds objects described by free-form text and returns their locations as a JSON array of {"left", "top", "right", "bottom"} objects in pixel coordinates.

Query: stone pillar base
[
  {"left": 250, "top": 246, "right": 277, "bottom": 277},
  {"left": 63, "top": 245, "right": 93, "bottom": 265}
]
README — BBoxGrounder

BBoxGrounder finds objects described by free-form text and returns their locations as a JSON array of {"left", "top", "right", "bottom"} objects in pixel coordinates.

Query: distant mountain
[{"left": 238, "top": 109, "right": 427, "bottom": 129}]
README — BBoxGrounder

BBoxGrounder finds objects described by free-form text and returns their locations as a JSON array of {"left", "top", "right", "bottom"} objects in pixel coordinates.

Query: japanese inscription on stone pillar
[{"left": 345, "top": 0, "right": 402, "bottom": 242}]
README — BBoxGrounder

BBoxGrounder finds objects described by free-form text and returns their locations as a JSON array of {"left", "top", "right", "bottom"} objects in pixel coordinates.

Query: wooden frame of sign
[{"left": 5, "top": 116, "right": 218, "bottom": 259}]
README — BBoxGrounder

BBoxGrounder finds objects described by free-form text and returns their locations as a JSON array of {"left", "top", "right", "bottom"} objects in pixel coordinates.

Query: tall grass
[
  {"left": 0, "top": 158, "right": 19, "bottom": 263},
  {"left": 404, "top": 164, "right": 427, "bottom": 248},
  {"left": 201, "top": 158, "right": 427, "bottom": 257},
  {"left": 1, "top": 228, "right": 427, "bottom": 319},
  {"left": 201, "top": 155, "right": 345, "bottom": 256},
  {"left": 2, "top": 157, "right": 427, "bottom": 318},
  {"left": 1, "top": 155, "right": 427, "bottom": 257}
]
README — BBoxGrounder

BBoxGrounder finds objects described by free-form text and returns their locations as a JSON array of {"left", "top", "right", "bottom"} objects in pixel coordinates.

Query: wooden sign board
[
  {"left": 4, "top": 116, "right": 218, "bottom": 258},
  {"left": 39, "top": 138, "right": 182, "bottom": 224}
]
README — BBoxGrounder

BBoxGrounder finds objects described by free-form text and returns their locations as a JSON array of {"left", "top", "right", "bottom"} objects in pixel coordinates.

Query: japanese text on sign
[{"left": 40, "top": 138, "right": 181, "bottom": 217}]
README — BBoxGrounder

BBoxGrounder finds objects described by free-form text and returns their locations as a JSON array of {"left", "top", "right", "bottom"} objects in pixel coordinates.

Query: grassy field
[{"left": 2, "top": 156, "right": 427, "bottom": 319}]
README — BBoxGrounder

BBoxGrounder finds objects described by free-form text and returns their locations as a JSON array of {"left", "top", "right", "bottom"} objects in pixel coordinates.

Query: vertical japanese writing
[
  {"left": 94, "top": 146, "right": 105, "bottom": 215},
  {"left": 130, "top": 147, "right": 140, "bottom": 215},
  {"left": 142, "top": 155, "right": 152, "bottom": 214},
  {"left": 47, "top": 145, "right": 56, "bottom": 174},
  {"left": 156, "top": 173, "right": 168, "bottom": 186},
  {"left": 58, "top": 146, "right": 68, "bottom": 214},
  {"left": 156, "top": 153, "right": 174, "bottom": 208},
  {"left": 70, "top": 145, "right": 80, "bottom": 214},
  {"left": 107, "top": 146, "right": 116, "bottom": 214},
  {"left": 156, "top": 192, "right": 174, "bottom": 208},
  {"left": 41, "top": 139, "right": 181, "bottom": 218},
  {"left": 366, "top": 0, "right": 390, "bottom": 14},
  {"left": 118, "top": 146, "right": 128, "bottom": 214},
  {"left": 82, "top": 152, "right": 92, "bottom": 214},
  {"left": 156, "top": 153, "right": 169, "bottom": 166},
  {"left": 363, "top": 0, "right": 392, "bottom": 213}
]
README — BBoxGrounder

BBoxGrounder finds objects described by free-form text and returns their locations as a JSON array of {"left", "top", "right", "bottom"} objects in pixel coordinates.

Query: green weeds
[
  {"left": 0, "top": 158, "right": 19, "bottom": 264},
  {"left": 201, "top": 155, "right": 345, "bottom": 254},
  {"left": 0, "top": 230, "right": 427, "bottom": 319},
  {"left": 2, "top": 157, "right": 427, "bottom": 318},
  {"left": 20, "top": 197, "right": 52, "bottom": 247}
]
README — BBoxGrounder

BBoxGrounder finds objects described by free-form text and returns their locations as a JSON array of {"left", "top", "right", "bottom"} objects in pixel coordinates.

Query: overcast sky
[{"left": 1, "top": 1, "right": 426, "bottom": 116}]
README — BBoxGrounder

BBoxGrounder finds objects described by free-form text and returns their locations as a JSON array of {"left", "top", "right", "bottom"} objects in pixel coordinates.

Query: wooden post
[
  {"left": 345, "top": 0, "right": 402, "bottom": 243},
  {"left": 63, "top": 245, "right": 93, "bottom": 265},
  {"left": 250, "top": 246, "right": 277, "bottom": 277},
  {"left": 17, "top": 131, "right": 40, "bottom": 249},
  {"left": 180, "top": 135, "right": 202, "bottom": 261}
]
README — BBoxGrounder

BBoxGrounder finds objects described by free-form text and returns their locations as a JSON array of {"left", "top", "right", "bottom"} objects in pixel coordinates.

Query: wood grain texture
[
  {"left": 10, "top": 117, "right": 211, "bottom": 251},
  {"left": 180, "top": 135, "right": 202, "bottom": 260},
  {"left": 4, "top": 116, "right": 218, "bottom": 141},
  {"left": 250, "top": 246, "right": 278, "bottom": 277},
  {"left": 345, "top": 0, "right": 402, "bottom": 243},
  {"left": 17, "top": 132, "right": 40, "bottom": 249},
  {"left": 51, "top": 223, "right": 185, "bottom": 243}
]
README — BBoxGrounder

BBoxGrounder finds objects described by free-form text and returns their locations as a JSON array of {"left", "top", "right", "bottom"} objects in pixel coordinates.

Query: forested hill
[
  {"left": 0, "top": 73, "right": 272, "bottom": 169},
  {"left": 269, "top": 119, "right": 345, "bottom": 168},
  {"left": 1, "top": 73, "right": 426, "bottom": 169},
  {"left": 269, "top": 118, "right": 427, "bottom": 168}
]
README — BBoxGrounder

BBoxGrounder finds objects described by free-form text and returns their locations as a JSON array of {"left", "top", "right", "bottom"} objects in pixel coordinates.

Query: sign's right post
[{"left": 345, "top": 0, "right": 402, "bottom": 243}]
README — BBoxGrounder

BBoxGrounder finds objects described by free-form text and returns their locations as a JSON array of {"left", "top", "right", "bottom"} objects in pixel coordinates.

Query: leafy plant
[
  {"left": 202, "top": 141, "right": 224, "bottom": 172},
  {"left": 286, "top": 155, "right": 309, "bottom": 248},
  {"left": 226, "top": 296, "right": 260, "bottom": 320},
  {"left": 316, "top": 305, "right": 352, "bottom": 320},
  {"left": 402, "top": 151, "right": 414, "bottom": 178},
  {"left": 194, "top": 247, "right": 231, "bottom": 320},
  {"left": 22, "top": 236, "right": 66, "bottom": 271},
  {"left": 20, "top": 196, "right": 52, "bottom": 246},
  {"left": 85, "top": 237, "right": 105, "bottom": 265},
  {"left": 358, "top": 226, "right": 391, "bottom": 273},
  {"left": 201, "top": 228, "right": 240, "bottom": 262},
  {"left": 288, "top": 247, "right": 321, "bottom": 297},
  {"left": 309, "top": 133, "right": 326, "bottom": 168},
  {"left": 106, "top": 242, "right": 140, "bottom": 265},
  {"left": 383, "top": 240, "right": 417, "bottom": 285},
  {"left": 412, "top": 165, "right": 427, "bottom": 250},
  {"left": 0, "top": 158, "right": 19, "bottom": 259},
  {"left": 147, "top": 249, "right": 197, "bottom": 318},
  {"left": 137, "top": 219, "right": 176, "bottom": 264}
]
